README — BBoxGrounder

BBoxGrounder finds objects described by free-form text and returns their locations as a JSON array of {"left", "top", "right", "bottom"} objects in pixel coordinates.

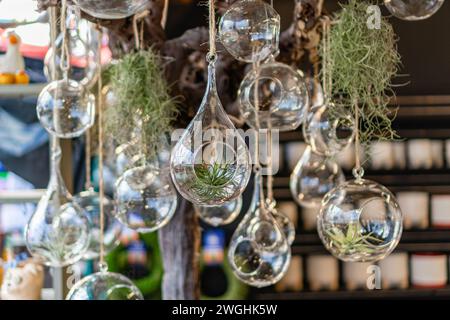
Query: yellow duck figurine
[{"left": 0, "top": 32, "right": 29, "bottom": 85}]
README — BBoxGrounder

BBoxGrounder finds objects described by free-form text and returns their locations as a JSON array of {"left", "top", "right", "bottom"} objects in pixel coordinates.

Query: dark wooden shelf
[
  {"left": 254, "top": 287, "right": 450, "bottom": 300},
  {"left": 290, "top": 230, "right": 450, "bottom": 255}
]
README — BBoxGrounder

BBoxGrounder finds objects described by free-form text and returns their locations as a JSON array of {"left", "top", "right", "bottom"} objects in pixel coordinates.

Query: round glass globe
[
  {"left": 73, "top": 0, "right": 149, "bottom": 19},
  {"left": 218, "top": 0, "right": 280, "bottom": 63},
  {"left": 239, "top": 62, "right": 309, "bottom": 131},
  {"left": 36, "top": 79, "right": 95, "bottom": 139},
  {"left": 195, "top": 196, "right": 243, "bottom": 227},
  {"left": 317, "top": 179, "right": 403, "bottom": 262},
  {"left": 385, "top": 0, "right": 444, "bottom": 21},
  {"left": 66, "top": 271, "right": 143, "bottom": 300},
  {"left": 114, "top": 165, "right": 177, "bottom": 233},
  {"left": 73, "top": 190, "right": 121, "bottom": 260}
]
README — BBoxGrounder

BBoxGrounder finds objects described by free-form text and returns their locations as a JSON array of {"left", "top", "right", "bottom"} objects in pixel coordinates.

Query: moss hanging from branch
[
  {"left": 105, "top": 50, "right": 179, "bottom": 160},
  {"left": 324, "top": 0, "right": 401, "bottom": 143}
]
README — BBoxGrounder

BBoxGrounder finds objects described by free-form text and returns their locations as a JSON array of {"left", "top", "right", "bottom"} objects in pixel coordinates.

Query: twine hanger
[
  {"left": 59, "top": 0, "right": 70, "bottom": 80},
  {"left": 133, "top": 10, "right": 150, "bottom": 50}
]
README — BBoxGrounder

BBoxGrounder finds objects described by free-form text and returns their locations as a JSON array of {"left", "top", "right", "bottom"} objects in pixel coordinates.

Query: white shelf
[
  {"left": 0, "top": 83, "right": 46, "bottom": 98},
  {"left": 0, "top": 189, "right": 45, "bottom": 203}
]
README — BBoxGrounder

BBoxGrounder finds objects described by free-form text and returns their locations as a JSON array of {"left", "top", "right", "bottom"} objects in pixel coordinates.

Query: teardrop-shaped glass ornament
[
  {"left": 267, "top": 200, "right": 295, "bottom": 245},
  {"left": 72, "top": 0, "right": 149, "bottom": 19},
  {"left": 44, "top": 9, "right": 99, "bottom": 89},
  {"left": 195, "top": 195, "right": 243, "bottom": 227},
  {"left": 385, "top": 0, "right": 444, "bottom": 21},
  {"left": 238, "top": 61, "right": 309, "bottom": 131},
  {"left": 73, "top": 188, "right": 121, "bottom": 260},
  {"left": 228, "top": 172, "right": 291, "bottom": 287},
  {"left": 25, "top": 141, "right": 90, "bottom": 267},
  {"left": 170, "top": 60, "right": 251, "bottom": 206},
  {"left": 114, "top": 165, "right": 177, "bottom": 233},
  {"left": 317, "top": 178, "right": 403, "bottom": 262},
  {"left": 290, "top": 146, "right": 345, "bottom": 208},
  {"left": 66, "top": 264, "right": 143, "bottom": 300},
  {"left": 36, "top": 79, "right": 95, "bottom": 139},
  {"left": 303, "top": 103, "right": 355, "bottom": 157},
  {"left": 218, "top": 0, "right": 280, "bottom": 63}
]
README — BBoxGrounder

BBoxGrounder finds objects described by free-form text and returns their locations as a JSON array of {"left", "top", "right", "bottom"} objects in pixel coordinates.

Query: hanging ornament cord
[
  {"left": 133, "top": 10, "right": 150, "bottom": 50},
  {"left": 49, "top": 6, "right": 62, "bottom": 163},
  {"left": 59, "top": 0, "right": 70, "bottom": 81},
  {"left": 96, "top": 27, "right": 107, "bottom": 271},
  {"left": 321, "top": 17, "right": 332, "bottom": 100},
  {"left": 353, "top": 102, "right": 363, "bottom": 181}
]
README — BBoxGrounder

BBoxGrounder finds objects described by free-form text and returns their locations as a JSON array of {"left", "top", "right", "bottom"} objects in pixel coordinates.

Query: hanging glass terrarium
[
  {"left": 303, "top": 102, "right": 355, "bottom": 157},
  {"left": 317, "top": 173, "right": 403, "bottom": 263},
  {"left": 290, "top": 146, "right": 345, "bottom": 208},
  {"left": 66, "top": 264, "right": 143, "bottom": 300},
  {"left": 195, "top": 195, "right": 243, "bottom": 227},
  {"left": 114, "top": 164, "right": 177, "bottom": 233},
  {"left": 218, "top": 0, "right": 280, "bottom": 63},
  {"left": 44, "top": 8, "right": 99, "bottom": 89},
  {"left": 72, "top": 0, "right": 149, "bottom": 19},
  {"left": 73, "top": 189, "right": 121, "bottom": 260},
  {"left": 385, "top": 0, "right": 444, "bottom": 21},
  {"left": 170, "top": 57, "right": 251, "bottom": 206},
  {"left": 25, "top": 139, "right": 90, "bottom": 267},
  {"left": 36, "top": 79, "right": 95, "bottom": 139},
  {"left": 266, "top": 200, "right": 296, "bottom": 246},
  {"left": 228, "top": 172, "right": 291, "bottom": 287},
  {"left": 238, "top": 61, "right": 309, "bottom": 131}
]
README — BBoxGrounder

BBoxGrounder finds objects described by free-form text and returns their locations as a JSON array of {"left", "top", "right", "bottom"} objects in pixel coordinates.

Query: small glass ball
[
  {"left": 114, "top": 165, "right": 177, "bottom": 233},
  {"left": 73, "top": 0, "right": 149, "bottom": 19},
  {"left": 73, "top": 189, "right": 121, "bottom": 260},
  {"left": 195, "top": 196, "right": 243, "bottom": 227},
  {"left": 36, "top": 79, "right": 95, "bottom": 139},
  {"left": 385, "top": 0, "right": 444, "bottom": 21},
  {"left": 218, "top": 0, "right": 280, "bottom": 63},
  {"left": 66, "top": 271, "right": 143, "bottom": 300},
  {"left": 317, "top": 179, "right": 403, "bottom": 262},
  {"left": 303, "top": 103, "right": 355, "bottom": 157},
  {"left": 239, "top": 62, "right": 309, "bottom": 131},
  {"left": 290, "top": 147, "right": 345, "bottom": 208}
]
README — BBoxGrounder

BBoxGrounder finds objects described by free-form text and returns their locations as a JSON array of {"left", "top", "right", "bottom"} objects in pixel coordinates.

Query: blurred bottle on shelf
[
  {"left": 275, "top": 256, "right": 303, "bottom": 292},
  {"left": 201, "top": 229, "right": 227, "bottom": 297}
]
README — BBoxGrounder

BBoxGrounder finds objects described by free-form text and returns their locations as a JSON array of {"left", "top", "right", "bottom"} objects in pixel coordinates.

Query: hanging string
[
  {"left": 48, "top": 6, "right": 61, "bottom": 158},
  {"left": 266, "top": 129, "right": 274, "bottom": 206},
  {"left": 321, "top": 18, "right": 331, "bottom": 99},
  {"left": 207, "top": 0, "right": 217, "bottom": 60},
  {"left": 84, "top": 129, "right": 92, "bottom": 190},
  {"left": 161, "top": 0, "right": 169, "bottom": 28},
  {"left": 133, "top": 10, "right": 150, "bottom": 50},
  {"left": 59, "top": 0, "right": 70, "bottom": 81},
  {"left": 96, "top": 26, "right": 106, "bottom": 270},
  {"left": 353, "top": 100, "right": 363, "bottom": 181}
]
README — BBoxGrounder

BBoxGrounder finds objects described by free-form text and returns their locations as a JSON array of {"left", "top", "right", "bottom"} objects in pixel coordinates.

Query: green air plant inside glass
[
  {"left": 189, "top": 162, "right": 237, "bottom": 203},
  {"left": 325, "top": 222, "right": 384, "bottom": 256},
  {"left": 324, "top": 0, "right": 402, "bottom": 144},
  {"left": 104, "top": 50, "right": 179, "bottom": 162}
]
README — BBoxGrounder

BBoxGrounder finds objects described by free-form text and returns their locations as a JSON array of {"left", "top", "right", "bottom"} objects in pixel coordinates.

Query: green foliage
[
  {"left": 105, "top": 50, "right": 179, "bottom": 160},
  {"left": 325, "top": 0, "right": 401, "bottom": 143},
  {"left": 190, "top": 163, "right": 236, "bottom": 202},
  {"left": 325, "top": 223, "right": 383, "bottom": 256}
]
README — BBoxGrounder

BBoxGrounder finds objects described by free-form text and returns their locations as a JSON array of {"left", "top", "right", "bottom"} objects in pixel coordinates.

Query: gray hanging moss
[
  {"left": 105, "top": 50, "right": 179, "bottom": 160},
  {"left": 324, "top": 0, "right": 402, "bottom": 143}
]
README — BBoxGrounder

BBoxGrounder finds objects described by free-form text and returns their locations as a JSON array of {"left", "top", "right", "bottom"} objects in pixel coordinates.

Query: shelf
[
  {"left": 290, "top": 230, "right": 450, "bottom": 255},
  {"left": 0, "top": 83, "right": 47, "bottom": 98},
  {"left": 254, "top": 287, "right": 450, "bottom": 300},
  {"left": 0, "top": 189, "right": 45, "bottom": 204}
]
